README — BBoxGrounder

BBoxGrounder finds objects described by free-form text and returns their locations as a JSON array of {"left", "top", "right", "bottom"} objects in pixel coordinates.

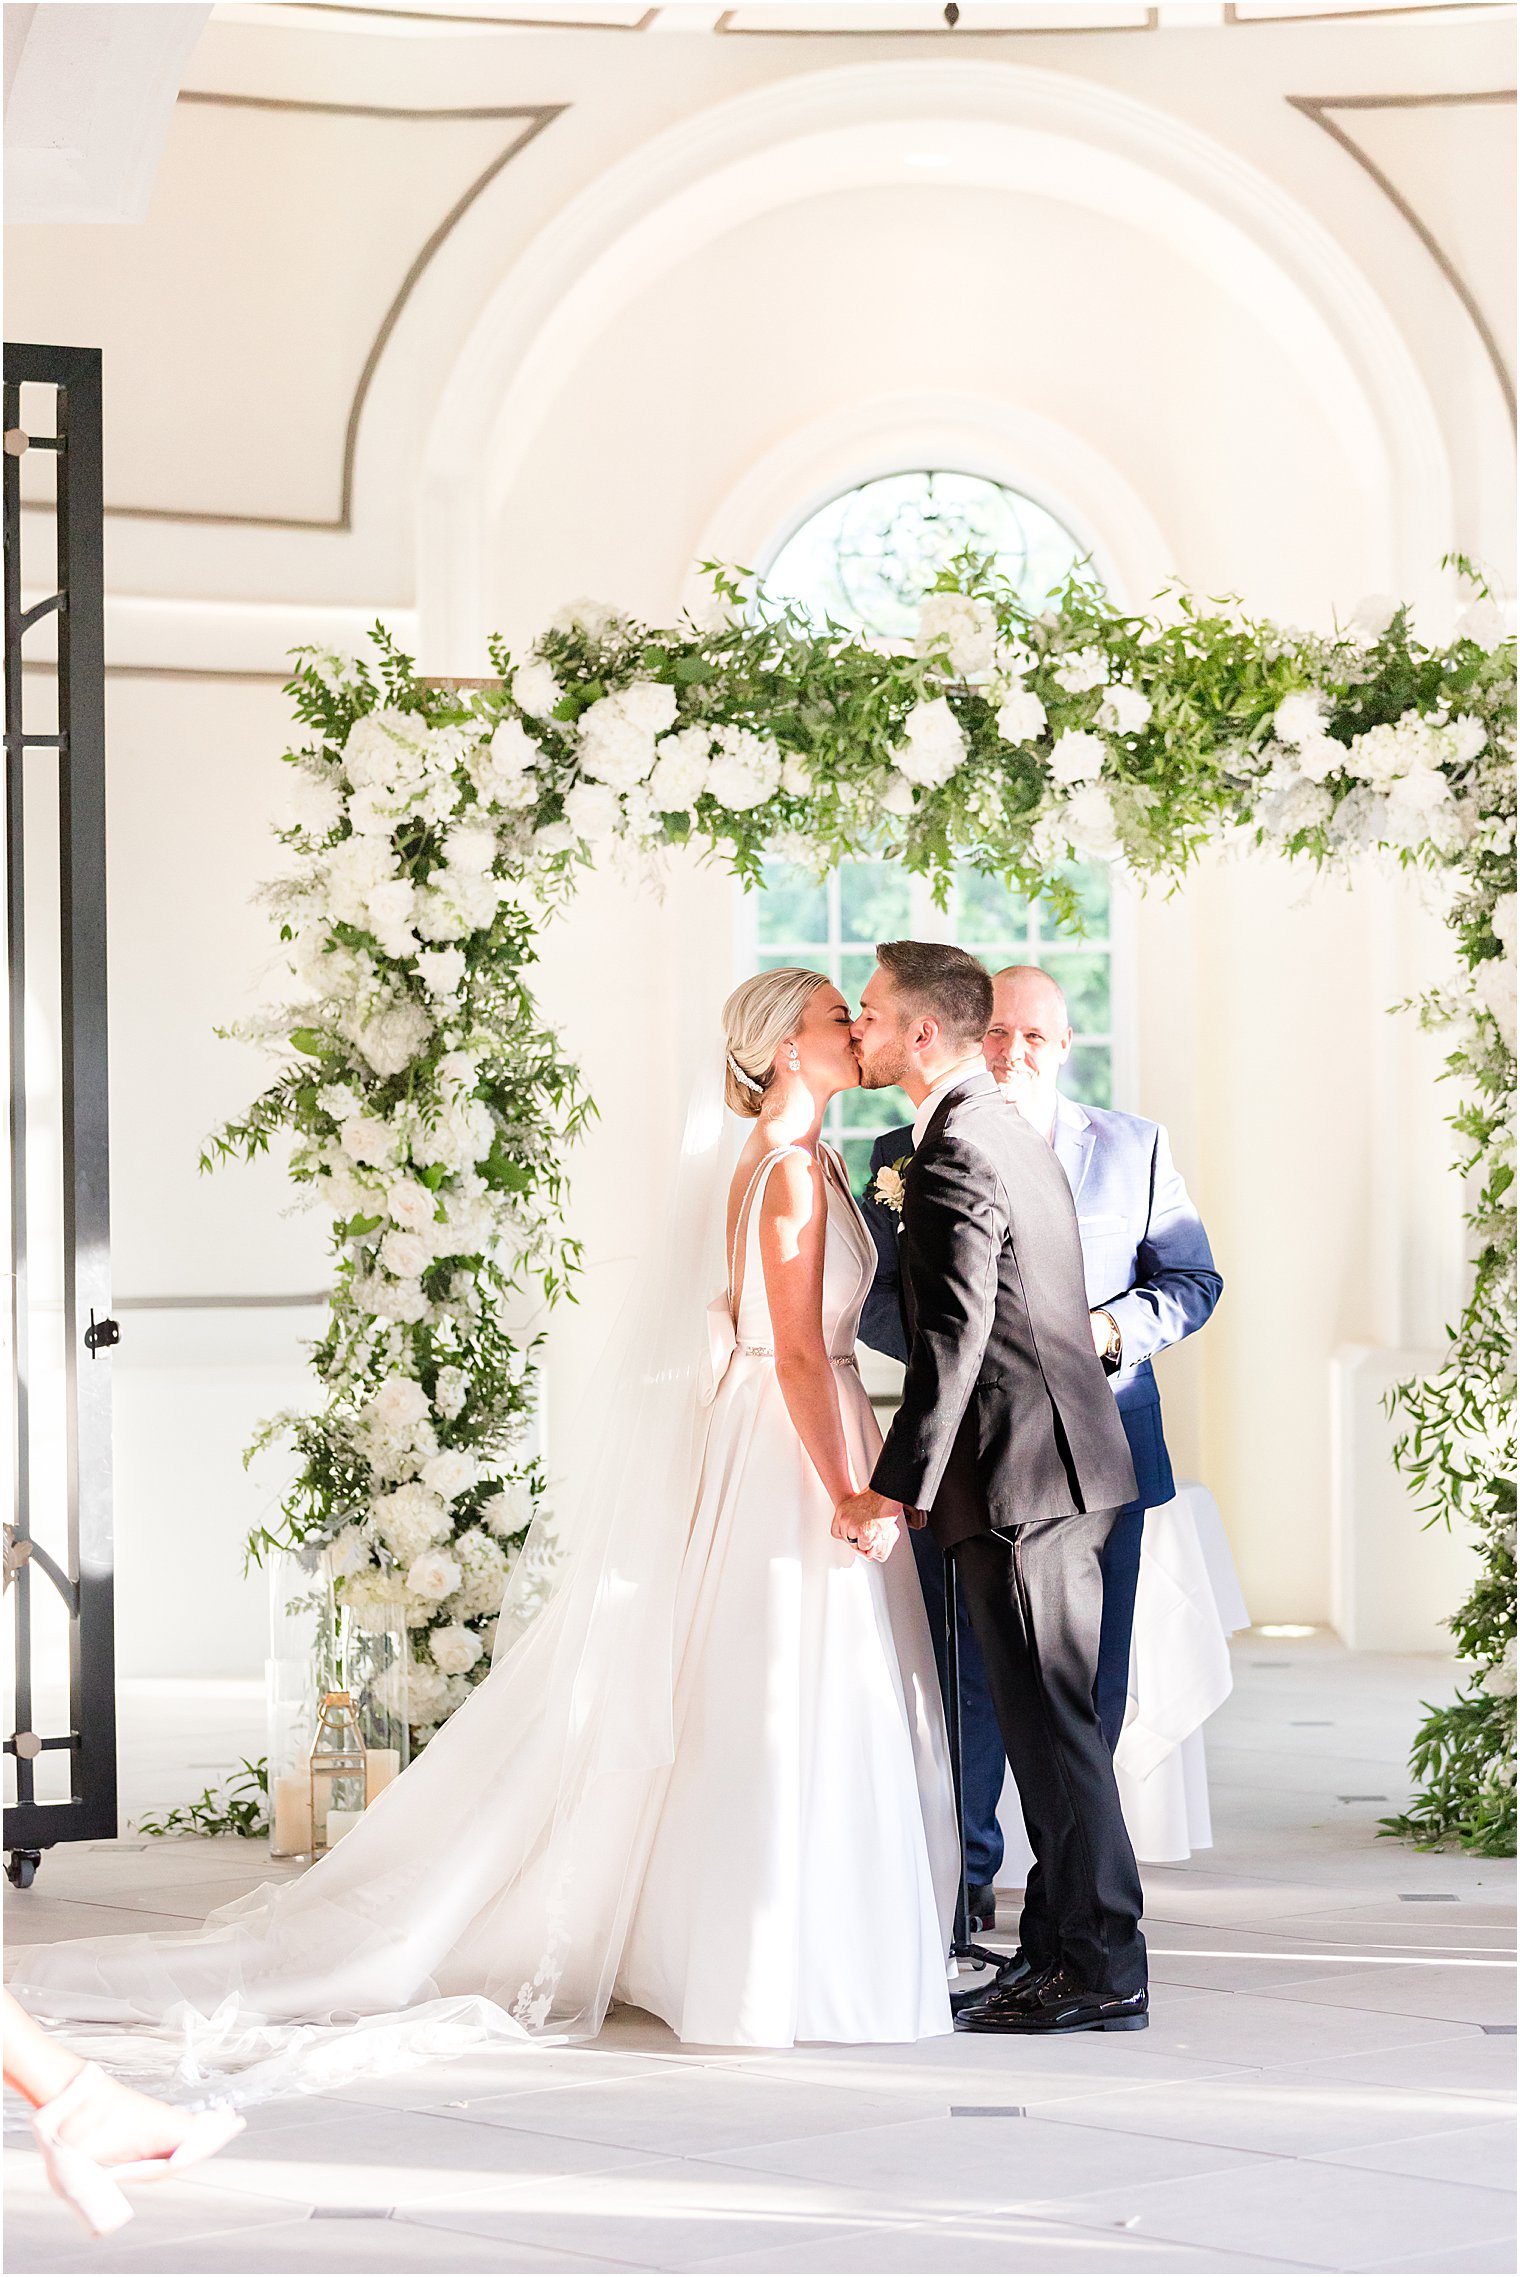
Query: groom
[{"left": 835, "top": 941, "right": 1149, "bottom": 2035}]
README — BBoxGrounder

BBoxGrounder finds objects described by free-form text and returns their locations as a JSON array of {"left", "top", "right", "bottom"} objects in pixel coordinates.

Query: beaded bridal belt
[{"left": 735, "top": 1345, "right": 860, "bottom": 1366}]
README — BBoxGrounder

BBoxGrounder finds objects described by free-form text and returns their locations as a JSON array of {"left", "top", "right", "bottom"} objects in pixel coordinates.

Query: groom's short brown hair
[{"left": 876, "top": 940, "right": 993, "bottom": 1048}]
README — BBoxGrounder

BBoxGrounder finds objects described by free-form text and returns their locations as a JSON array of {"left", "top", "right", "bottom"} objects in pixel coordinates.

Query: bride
[{"left": 14, "top": 968, "right": 959, "bottom": 2074}]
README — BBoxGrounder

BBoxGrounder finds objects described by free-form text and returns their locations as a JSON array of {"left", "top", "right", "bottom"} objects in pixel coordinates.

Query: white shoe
[{"left": 30, "top": 2062, "right": 245, "bottom": 2238}]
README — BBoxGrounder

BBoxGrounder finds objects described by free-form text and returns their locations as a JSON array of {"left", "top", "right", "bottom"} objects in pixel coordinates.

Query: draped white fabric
[{"left": 11, "top": 1087, "right": 958, "bottom": 2090}]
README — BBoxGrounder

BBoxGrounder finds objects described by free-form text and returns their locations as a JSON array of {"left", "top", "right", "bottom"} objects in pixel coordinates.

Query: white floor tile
[
  {"left": 1250, "top": 1963, "right": 1516, "bottom": 2030},
  {"left": 460, "top": 2069, "right": 949, "bottom": 2157},
  {"left": 695, "top": 2212, "right": 1322, "bottom": 2273},
  {"left": 1358, "top": 2242, "right": 1518, "bottom": 2275},
  {"left": 1131, "top": 1988, "right": 1488, "bottom": 2069},
  {"left": 1310, "top": 2121, "right": 1517, "bottom": 2192},
  {"left": 1006, "top": 2077, "right": 1516, "bottom": 2159},
  {"left": 1027, "top": 2158, "right": 1518, "bottom": 2271}
]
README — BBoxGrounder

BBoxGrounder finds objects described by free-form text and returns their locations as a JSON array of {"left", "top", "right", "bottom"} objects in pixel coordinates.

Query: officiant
[{"left": 858, "top": 963, "right": 1222, "bottom": 1930}]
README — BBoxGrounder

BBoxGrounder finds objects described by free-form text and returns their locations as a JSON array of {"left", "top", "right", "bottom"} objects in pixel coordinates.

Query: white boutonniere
[{"left": 872, "top": 1155, "right": 913, "bottom": 1217}]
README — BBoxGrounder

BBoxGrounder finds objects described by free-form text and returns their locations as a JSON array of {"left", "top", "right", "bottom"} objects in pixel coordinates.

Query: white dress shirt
[{"left": 910, "top": 1058, "right": 987, "bottom": 1149}]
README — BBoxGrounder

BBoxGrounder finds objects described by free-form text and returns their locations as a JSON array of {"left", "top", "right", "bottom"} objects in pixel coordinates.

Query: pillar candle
[
  {"left": 271, "top": 1775, "right": 312, "bottom": 1857},
  {"left": 364, "top": 1748, "right": 400, "bottom": 1803},
  {"left": 324, "top": 1807, "right": 364, "bottom": 1846}
]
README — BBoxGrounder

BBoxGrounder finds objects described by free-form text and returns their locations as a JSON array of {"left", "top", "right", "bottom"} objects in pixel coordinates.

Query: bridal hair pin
[{"left": 726, "top": 1051, "right": 765, "bottom": 1096}]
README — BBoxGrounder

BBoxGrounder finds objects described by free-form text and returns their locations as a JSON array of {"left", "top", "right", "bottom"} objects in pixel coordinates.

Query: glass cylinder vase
[{"left": 265, "top": 1550, "right": 340, "bottom": 1859}]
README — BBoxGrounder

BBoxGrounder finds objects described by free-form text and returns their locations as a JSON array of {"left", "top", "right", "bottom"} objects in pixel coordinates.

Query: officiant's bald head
[{"left": 985, "top": 966, "right": 1072, "bottom": 1133}]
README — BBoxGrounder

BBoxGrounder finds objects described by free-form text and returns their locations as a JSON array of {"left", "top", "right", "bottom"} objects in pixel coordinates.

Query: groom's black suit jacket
[{"left": 870, "top": 1070, "right": 1138, "bottom": 1547}]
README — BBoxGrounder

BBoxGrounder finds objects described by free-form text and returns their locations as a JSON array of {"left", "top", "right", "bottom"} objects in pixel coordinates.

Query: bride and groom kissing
[{"left": 14, "top": 941, "right": 1148, "bottom": 2079}]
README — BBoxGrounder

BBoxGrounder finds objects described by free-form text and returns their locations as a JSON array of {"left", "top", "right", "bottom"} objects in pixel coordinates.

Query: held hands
[{"left": 831, "top": 1487, "right": 901, "bottom": 1564}]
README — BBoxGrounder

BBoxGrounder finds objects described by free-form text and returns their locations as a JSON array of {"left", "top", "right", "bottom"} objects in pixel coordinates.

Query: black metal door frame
[{"left": 3, "top": 342, "right": 117, "bottom": 1880}]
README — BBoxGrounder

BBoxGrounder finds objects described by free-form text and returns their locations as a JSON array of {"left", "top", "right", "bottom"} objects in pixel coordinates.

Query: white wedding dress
[{"left": 12, "top": 1135, "right": 956, "bottom": 2087}]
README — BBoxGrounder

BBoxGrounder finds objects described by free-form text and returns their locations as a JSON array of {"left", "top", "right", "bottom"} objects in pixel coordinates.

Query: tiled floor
[{"left": 4, "top": 1634, "right": 1514, "bottom": 2276}]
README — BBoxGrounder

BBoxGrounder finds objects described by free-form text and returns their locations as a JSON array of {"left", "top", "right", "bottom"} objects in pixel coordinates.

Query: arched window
[{"left": 751, "top": 471, "right": 1125, "bottom": 1191}]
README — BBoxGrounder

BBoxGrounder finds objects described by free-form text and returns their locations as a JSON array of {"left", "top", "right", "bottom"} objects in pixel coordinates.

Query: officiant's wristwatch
[{"left": 1094, "top": 1310, "right": 1123, "bottom": 1371}]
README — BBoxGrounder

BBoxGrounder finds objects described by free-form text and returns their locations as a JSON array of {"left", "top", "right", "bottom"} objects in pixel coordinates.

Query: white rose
[
  {"left": 617, "top": 681, "right": 678, "bottom": 737},
  {"left": 1387, "top": 764, "right": 1451, "bottom": 817},
  {"left": 429, "top": 1624, "right": 485, "bottom": 1678},
  {"left": 340, "top": 1115, "right": 395, "bottom": 1169},
  {"left": 1456, "top": 597, "right": 1508, "bottom": 650},
  {"left": 421, "top": 1448, "right": 479, "bottom": 1503},
  {"left": 892, "top": 698, "right": 966, "bottom": 790},
  {"left": 415, "top": 947, "right": 466, "bottom": 1000},
  {"left": 881, "top": 775, "right": 917, "bottom": 818},
  {"left": 648, "top": 726, "right": 712, "bottom": 812},
  {"left": 995, "top": 688, "right": 1047, "bottom": 745},
  {"left": 1273, "top": 691, "right": 1331, "bottom": 750},
  {"left": 407, "top": 1549, "right": 462, "bottom": 1603},
  {"left": 370, "top": 1374, "right": 431, "bottom": 1432},
  {"left": 1490, "top": 892, "right": 1517, "bottom": 961},
  {"left": 1096, "top": 682, "right": 1152, "bottom": 737},
  {"left": 1062, "top": 782, "right": 1124, "bottom": 860},
  {"left": 385, "top": 1178, "right": 438, "bottom": 1234},
  {"left": 443, "top": 823, "right": 497, "bottom": 876},
  {"left": 511, "top": 660, "right": 563, "bottom": 719},
  {"left": 1048, "top": 729, "right": 1107, "bottom": 786},
  {"left": 1052, "top": 646, "right": 1108, "bottom": 695},
  {"left": 380, "top": 1229, "right": 431, "bottom": 1280},
  {"left": 1349, "top": 593, "right": 1399, "bottom": 640},
  {"left": 564, "top": 781, "right": 623, "bottom": 844}
]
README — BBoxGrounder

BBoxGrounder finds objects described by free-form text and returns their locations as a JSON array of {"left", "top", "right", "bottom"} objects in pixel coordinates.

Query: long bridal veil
[{"left": 11, "top": 1053, "right": 745, "bottom": 2101}]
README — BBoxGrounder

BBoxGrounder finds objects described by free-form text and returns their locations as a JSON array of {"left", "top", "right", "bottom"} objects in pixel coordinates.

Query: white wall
[{"left": 4, "top": 3, "right": 1509, "bottom": 1676}]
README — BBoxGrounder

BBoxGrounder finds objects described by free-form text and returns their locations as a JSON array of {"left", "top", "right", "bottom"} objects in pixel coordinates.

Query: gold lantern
[{"left": 308, "top": 1690, "right": 367, "bottom": 1854}]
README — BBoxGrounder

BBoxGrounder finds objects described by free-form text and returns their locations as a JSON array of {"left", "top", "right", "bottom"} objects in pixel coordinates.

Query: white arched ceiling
[{"left": 416, "top": 57, "right": 1452, "bottom": 667}]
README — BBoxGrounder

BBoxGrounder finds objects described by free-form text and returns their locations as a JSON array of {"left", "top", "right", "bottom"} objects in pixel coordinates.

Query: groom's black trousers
[{"left": 953, "top": 1511, "right": 1148, "bottom": 1999}]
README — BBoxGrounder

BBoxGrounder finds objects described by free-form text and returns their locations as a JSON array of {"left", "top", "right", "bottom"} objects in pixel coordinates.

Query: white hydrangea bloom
[
  {"left": 1475, "top": 955, "right": 1517, "bottom": 1050},
  {"left": 564, "top": 780, "right": 623, "bottom": 843},
  {"left": 533, "top": 820, "right": 576, "bottom": 857},
  {"left": 891, "top": 698, "right": 966, "bottom": 790},
  {"left": 397, "top": 1661, "right": 451, "bottom": 1719},
  {"left": 433, "top": 1366, "right": 467, "bottom": 1420},
  {"left": 1052, "top": 647, "right": 1109, "bottom": 695},
  {"left": 1048, "top": 729, "right": 1107, "bottom": 786},
  {"left": 444, "top": 823, "right": 497, "bottom": 876},
  {"left": 1259, "top": 765, "right": 1333, "bottom": 840},
  {"left": 372, "top": 1481, "right": 451, "bottom": 1564},
  {"left": 880, "top": 775, "right": 916, "bottom": 818},
  {"left": 347, "top": 999, "right": 433, "bottom": 1079},
  {"left": 353, "top": 1271, "right": 429, "bottom": 1325},
  {"left": 481, "top": 1479, "right": 535, "bottom": 1538},
  {"left": 407, "top": 1548, "right": 462, "bottom": 1603},
  {"left": 363, "top": 879, "right": 419, "bottom": 960},
  {"left": 707, "top": 725, "right": 783, "bottom": 811},
  {"left": 325, "top": 1524, "right": 374, "bottom": 1581},
  {"left": 1096, "top": 682, "right": 1152, "bottom": 737},
  {"left": 551, "top": 597, "right": 625, "bottom": 644},
  {"left": 342, "top": 709, "right": 428, "bottom": 790},
  {"left": 780, "top": 757, "right": 813, "bottom": 798},
  {"left": 282, "top": 769, "right": 345, "bottom": 839},
  {"left": 470, "top": 719, "right": 540, "bottom": 811},
  {"left": 995, "top": 688, "right": 1047, "bottom": 745},
  {"left": 1062, "top": 782, "right": 1124, "bottom": 860},
  {"left": 511, "top": 660, "right": 563, "bottom": 719},
  {"left": 342, "top": 1571, "right": 413, "bottom": 1638},
  {"left": 429, "top": 1624, "right": 485, "bottom": 1677},
  {"left": 449, "top": 1527, "right": 510, "bottom": 1619},
  {"left": 917, "top": 591, "right": 997, "bottom": 678},
  {"left": 1447, "top": 716, "right": 1488, "bottom": 765},
  {"left": 324, "top": 834, "right": 399, "bottom": 928},
  {"left": 1490, "top": 892, "right": 1517, "bottom": 961},
  {"left": 648, "top": 726, "right": 711, "bottom": 812},
  {"left": 1293, "top": 735, "right": 1346, "bottom": 784},
  {"left": 415, "top": 867, "right": 499, "bottom": 943},
  {"left": 1348, "top": 593, "right": 1399, "bottom": 640},
  {"left": 1456, "top": 596, "right": 1508, "bottom": 650},
  {"left": 1273, "top": 691, "right": 1331, "bottom": 750},
  {"left": 414, "top": 946, "right": 466, "bottom": 1000}
]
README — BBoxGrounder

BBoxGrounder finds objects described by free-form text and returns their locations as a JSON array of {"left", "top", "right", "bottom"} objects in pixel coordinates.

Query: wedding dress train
[{"left": 12, "top": 1138, "right": 957, "bottom": 2085}]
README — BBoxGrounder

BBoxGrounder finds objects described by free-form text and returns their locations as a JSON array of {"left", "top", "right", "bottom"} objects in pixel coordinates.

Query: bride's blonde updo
[{"left": 722, "top": 968, "right": 829, "bottom": 1117}]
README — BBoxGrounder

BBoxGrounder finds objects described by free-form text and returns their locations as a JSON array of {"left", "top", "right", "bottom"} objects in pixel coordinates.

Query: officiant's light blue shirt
[{"left": 858, "top": 1093, "right": 1222, "bottom": 1512}]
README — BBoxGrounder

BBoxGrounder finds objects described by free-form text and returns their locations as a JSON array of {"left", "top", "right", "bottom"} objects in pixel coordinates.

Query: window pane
[
  {"left": 758, "top": 861, "right": 827, "bottom": 945},
  {"left": 839, "top": 949, "right": 879, "bottom": 1009},
  {"left": 838, "top": 1084, "right": 911, "bottom": 1132},
  {"left": 1066, "top": 1042, "right": 1112, "bottom": 1109},
  {"left": 839, "top": 860, "right": 911, "bottom": 945},
  {"left": 1041, "top": 862, "right": 1110, "bottom": 938},
  {"left": 954, "top": 870, "right": 1030, "bottom": 944},
  {"left": 839, "top": 1135, "right": 878, "bottom": 1192},
  {"left": 756, "top": 949, "right": 806, "bottom": 976},
  {"left": 1040, "top": 949, "right": 1111, "bottom": 1036}
]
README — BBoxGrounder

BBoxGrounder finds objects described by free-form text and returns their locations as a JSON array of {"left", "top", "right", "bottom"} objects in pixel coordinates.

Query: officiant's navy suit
[{"left": 859, "top": 1093, "right": 1221, "bottom": 1889}]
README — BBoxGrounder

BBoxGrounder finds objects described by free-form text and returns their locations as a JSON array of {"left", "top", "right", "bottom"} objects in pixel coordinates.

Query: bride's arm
[{"left": 757, "top": 1153, "right": 858, "bottom": 1510}]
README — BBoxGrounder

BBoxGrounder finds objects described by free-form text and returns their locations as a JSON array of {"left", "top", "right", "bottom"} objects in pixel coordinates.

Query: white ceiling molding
[
  {"left": 5, "top": 3, "right": 211, "bottom": 223},
  {"left": 416, "top": 58, "right": 1452, "bottom": 666}
]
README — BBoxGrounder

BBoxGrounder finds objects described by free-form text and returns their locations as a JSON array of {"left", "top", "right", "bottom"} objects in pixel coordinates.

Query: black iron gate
[{"left": 3, "top": 343, "right": 116, "bottom": 1886}]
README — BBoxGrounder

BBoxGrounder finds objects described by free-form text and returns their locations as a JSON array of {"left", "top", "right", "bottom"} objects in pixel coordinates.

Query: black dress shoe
[
  {"left": 967, "top": 1883, "right": 997, "bottom": 1933},
  {"left": 955, "top": 1964, "right": 1148, "bottom": 2035}
]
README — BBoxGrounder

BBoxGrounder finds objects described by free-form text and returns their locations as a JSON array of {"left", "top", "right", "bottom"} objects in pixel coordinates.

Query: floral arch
[{"left": 217, "top": 562, "right": 1516, "bottom": 1854}]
